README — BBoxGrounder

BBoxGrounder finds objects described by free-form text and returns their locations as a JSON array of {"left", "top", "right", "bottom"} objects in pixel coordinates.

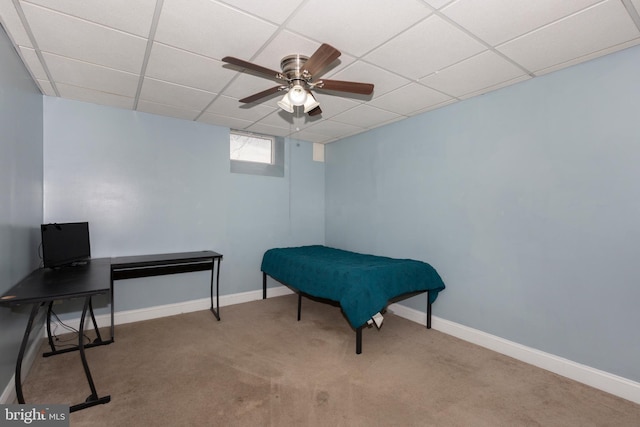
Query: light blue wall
[
  {"left": 0, "top": 25, "right": 43, "bottom": 391},
  {"left": 43, "top": 97, "right": 324, "bottom": 314},
  {"left": 326, "top": 45, "right": 640, "bottom": 382}
]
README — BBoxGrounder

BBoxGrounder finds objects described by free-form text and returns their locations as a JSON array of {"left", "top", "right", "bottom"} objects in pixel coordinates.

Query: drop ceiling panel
[
  {"left": 25, "top": 0, "right": 158, "bottom": 37},
  {"left": 155, "top": 0, "right": 277, "bottom": 60},
  {"left": 1, "top": 0, "right": 639, "bottom": 144},
  {"left": 205, "top": 95, "right": 277, "bottom": 122},
  {"left": 251, "top": 110, "right": 298, "bottom": 130},
  {"left": 286, "top": 0, "right": 433, "bottom": 57},
  {"left": 139, "top": 78, "right": 216, "bottom": 111},
  {"left": 534, "top": 38, "right": 640, "bottom": 76},
  {"left": 364, "top": 15, "right": 486, "bottom": 80},
  {"left": 18, "top": 47, "right": 46, "bottom": 80},
  {"left": 331, "top": 104, "right": 402, "bottom": 129},
  {"left": 56, "top": 83, "right": 135, "bottom": 110},
  {"left": 441, "top": 0, "right": 603, "bottom": 45},
  {"left": 497, "top": 0, "right": 640, "bottom": 73},
  {"left": 305, "top": 120, "right": 365, "bottom": 139},
  {"left": 458, "top": 75, "right": 531, "bottom": 100},
  {"left": 217, "top": 0, "right": 305, "bottom": 25},
  {"left": 424, "top": 0, "right": 455, "bottom": 10},
  {"left": 22, "top": 3, "right": 147, "bottom": 73},
  {"left": 412, "top": 99, "right": 458, "bottom": 116},
  {"left": 43, "top": 53, "right": 139, "bottom": 97},
  {"left": 145, "top": 43, "right": 234, "bottom": 93},
  {"left": 137, "top": 100, "right": 200, "bottom": 121},
  {"left": 197, "top": 111, "right": 254, "bottom": 129},
  {"left": 420, "top": 50, "right": 529, "bottom": 98},
  {"left": 369, "top": 83, "right": 453, "bottom": 116},
  {"left": 246, "top": 121, "right": 295, "bottom": 137},
  {"left": 289, "top": 128, "right": 334, "bottom": 144}
]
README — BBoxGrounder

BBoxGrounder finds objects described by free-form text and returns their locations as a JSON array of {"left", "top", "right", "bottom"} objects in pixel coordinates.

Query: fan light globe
[
  {"left": 303, "top": 92, "right": 320, "bottom": 113},
  {"left": 287, "top": 84, "right": 307, "bottom": 106},
  {"left": 277, "top": 93, "right": 294, "bottom": 113}
]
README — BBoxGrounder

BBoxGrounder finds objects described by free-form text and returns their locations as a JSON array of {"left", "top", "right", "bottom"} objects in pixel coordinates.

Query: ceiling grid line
[
  {"left": 621, "top": 0, "right": 640, "bottom": 29},
  {"left": 2, "top": 0, "right": 639, "bottom": 143},
  {"left": 193, "top": 0, "right": 309, "bottom": 123},
  {"left": 11, "top": 0, "right": 59, "bottom": 96},
  {"left": 431, "top": 9, "right": 535, "bottom": 78},
  {"left": 132, "top": 0, "right": 165, "bottom": 110}
]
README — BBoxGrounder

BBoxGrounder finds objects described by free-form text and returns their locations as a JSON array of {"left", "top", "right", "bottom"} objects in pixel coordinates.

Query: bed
[{"left": 261, "top": 245, "right": 446, "bottom": 354}]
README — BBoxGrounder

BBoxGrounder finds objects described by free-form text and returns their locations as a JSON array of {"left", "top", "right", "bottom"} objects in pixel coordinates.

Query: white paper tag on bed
[{"left": 367, "top": 312, "right": 384, "bottom": 329}]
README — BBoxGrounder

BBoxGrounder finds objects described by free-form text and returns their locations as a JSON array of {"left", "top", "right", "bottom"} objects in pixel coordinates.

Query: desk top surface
[
  {"left": 1, "top": 251, "right": 223, "bottom": 307},
  {"left": 0, "top": 258, "right": 111, "bottom": 306},
  {"left": 111, "top": 250, "right": 222, "bottom": 269}
]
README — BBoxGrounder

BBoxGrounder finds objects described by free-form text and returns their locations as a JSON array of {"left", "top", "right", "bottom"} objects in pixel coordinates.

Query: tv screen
[{"left": 41, "top": 222, "right": 91, "bottom": 268}]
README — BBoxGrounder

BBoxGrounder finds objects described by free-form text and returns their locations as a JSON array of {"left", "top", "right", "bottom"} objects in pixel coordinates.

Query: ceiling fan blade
[
  {"left": 308, "top": 106, "right": 322, "bottom": 116},
  {"left": 316, "top": 79, "right": 374, "bottom": 95},
  {"left": 222, "top": 56, "right": 287, "bottom": 81},
  {"left": 302, "top": 43, "right": 341, "bottom": 77},
  {"left": 239, "top": 86, "right": 286, "bottom": 103}
]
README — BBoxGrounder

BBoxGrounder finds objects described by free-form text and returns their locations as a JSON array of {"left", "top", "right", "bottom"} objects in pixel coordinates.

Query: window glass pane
[{"left": 230, "top": 133, "right": 272, "bottom": 164}]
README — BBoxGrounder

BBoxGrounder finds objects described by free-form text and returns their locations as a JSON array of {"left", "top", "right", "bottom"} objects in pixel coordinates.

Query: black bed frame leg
[
  {"left": 262, "top": 272, "right": 267, "bottom": 299},
  {"left": 356, "top": 327, "right": 362, "bottom": 354},
  {"left": 297, "top": 293, "right": 302, "bottom": 321},
  {"left": 426, "top": 291, "right": 432, "bottom": 329}
]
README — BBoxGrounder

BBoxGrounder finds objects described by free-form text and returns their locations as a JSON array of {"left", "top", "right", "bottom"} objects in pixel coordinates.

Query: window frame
[{"left": 229, "top": 130, "right": 284, "bottom": 177}]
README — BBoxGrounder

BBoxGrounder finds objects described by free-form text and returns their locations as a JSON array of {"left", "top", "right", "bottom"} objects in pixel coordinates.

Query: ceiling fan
[{"left": 222, "top": 43, "right": 374, "bottom": 117}]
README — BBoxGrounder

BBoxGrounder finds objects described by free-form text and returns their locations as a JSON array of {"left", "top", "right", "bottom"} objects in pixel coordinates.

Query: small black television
[{"left": 41, "top": 222, "right": 91, "bottom": 268}]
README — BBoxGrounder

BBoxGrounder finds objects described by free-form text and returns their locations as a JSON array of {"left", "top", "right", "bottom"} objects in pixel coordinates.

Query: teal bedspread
[{"left": 261, "top": 245, "right": 445, "bottom": 328}]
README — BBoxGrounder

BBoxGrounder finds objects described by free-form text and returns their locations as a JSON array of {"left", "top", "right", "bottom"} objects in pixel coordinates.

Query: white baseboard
[
  {"left": 109, "top": 286, "right": 292, "bottom": 328},
  {"left": 47, "top": 286, "right": 296, "bottom": 332},
  {"left": 388, "top": 302, "right": 640, "bottom": 405},
  {"left": 4, "top": 287, "right": 636, "bottom": 406}
]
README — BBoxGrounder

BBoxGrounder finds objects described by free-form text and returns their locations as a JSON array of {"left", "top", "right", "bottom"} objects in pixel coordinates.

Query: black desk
[
  {"left": 0, "top": 251, "right": 223, "bottom": 412},
  {"left": 110, "top": 251, "right": 223, "bottom": 341},
  {"left": 0, "top": 258, "right": 112, "bottom": 412}
]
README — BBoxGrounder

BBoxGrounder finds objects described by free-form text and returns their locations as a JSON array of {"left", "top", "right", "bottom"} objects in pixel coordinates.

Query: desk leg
[
  {"left": 88, "top": 298, "right": 104, "bottom": 343},
  {"left": 46, "top": 301, "right": 56, "bottom": 353},
  {"left": 71, "top": 296, "right": 110, "bottom": 412},
  {"left": 209, "top": 258, "right": 220, "bottom": 321},
  {"left": 43, "top": 299, "right": 111, "bottom": 358},
  {"left": 110, "top": 269, "right": 115, "bottom": 342},
  {"left": 15, "top": 303, "right": 41, "bottom": 404}
]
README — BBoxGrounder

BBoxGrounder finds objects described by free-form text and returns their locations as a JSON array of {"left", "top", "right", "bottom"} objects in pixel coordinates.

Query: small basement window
[
  {"left": 230, "top": 130, "right": 284, "bottom": 177},
  {"left": 230, "top": 131, "right": 273, "bottom": 164}
]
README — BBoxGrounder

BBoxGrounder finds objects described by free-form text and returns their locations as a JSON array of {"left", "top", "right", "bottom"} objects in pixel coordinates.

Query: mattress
[{"left": 261, "top": 245, "right": 446, "bottom": 328}]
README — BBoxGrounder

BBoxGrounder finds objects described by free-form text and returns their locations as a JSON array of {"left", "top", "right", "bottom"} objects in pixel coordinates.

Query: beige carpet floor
[{"left": 19, "top": 295, "right": 640, "bottom": 426}]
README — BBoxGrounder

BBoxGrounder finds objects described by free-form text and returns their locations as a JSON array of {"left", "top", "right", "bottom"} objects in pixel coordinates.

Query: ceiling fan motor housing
[{"left": 280, "top": 54, "right": 310, "bottom": 84}]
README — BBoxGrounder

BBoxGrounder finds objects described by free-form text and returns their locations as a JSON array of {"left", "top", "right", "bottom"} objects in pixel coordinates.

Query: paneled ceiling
[{"left": 1, "top": 0, "right": 639, "bottom": 144}]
